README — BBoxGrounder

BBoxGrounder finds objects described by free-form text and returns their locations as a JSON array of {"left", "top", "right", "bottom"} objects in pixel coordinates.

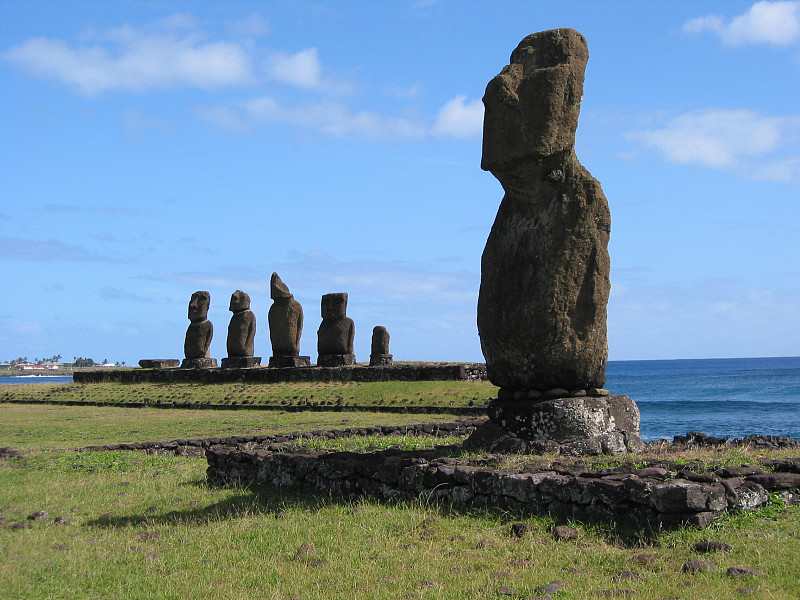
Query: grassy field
[
  {"left": 0, "top": 379, "right": 497, "bottom": 410},
  {"left": 2, "top": 382, "right": 799, "bottom": 599}
]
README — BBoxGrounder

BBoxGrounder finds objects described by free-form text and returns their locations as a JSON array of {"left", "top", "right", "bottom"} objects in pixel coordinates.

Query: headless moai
[
  {"left": 316, "top": 292, "right": 355, "bottom": 367},
  {"left": 182, "top": 290, "right": 217, "bottom": 368},
  {"left": 369, "top": 325, "right": 392, "bottom": 366},
  {"left": 221, "top": 290, "right": 261, "bottom": 368},
  {"left": 268, "top": 273, "right": 311, "bottom": 367}
]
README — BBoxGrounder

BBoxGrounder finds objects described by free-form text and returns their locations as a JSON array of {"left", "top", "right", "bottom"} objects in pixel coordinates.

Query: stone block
[
  {"left": 180, "top": 358, "right": 218, "bottom": 369},
  {"left": 221, "top": 357, "right": 262, "bottom": 368},
  {"left": 138, "top": 359, "right": 179, "bottom": 369}
]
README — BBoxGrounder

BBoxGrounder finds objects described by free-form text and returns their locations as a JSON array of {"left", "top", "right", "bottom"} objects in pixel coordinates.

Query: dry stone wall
[{"left": 206, "top": 445, "right": 800, "bottom": 530}]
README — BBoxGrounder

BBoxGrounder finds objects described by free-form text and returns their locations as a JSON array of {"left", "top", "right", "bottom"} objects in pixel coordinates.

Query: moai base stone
[
  {"left": 269, "top": 355, "right": 311, "bottom": 368},
  {"left": 181, "top": 357, "right": 218, "bottom": 369},
  {"left": 369, "top": 354, "right": 393, "bottom": 367},
  {"left": 317, "top": 354, "right": 356, "bottom": 367},
  {"left": 138, "top": 359, "right": 179, "bottom": 369},
  {"left": 221, "top": 356, "right": 262, "bottom": 368},
  {"left": 486, "top": 393, "right": 644, "bottom": 455}
]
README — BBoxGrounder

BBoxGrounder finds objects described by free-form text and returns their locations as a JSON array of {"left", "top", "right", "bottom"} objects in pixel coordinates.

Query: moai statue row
[{"left": 178, "top": 276, "right": 392, "bottom": 369}]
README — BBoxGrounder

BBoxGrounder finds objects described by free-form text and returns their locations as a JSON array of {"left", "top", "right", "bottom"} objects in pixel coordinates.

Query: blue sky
[{"left": 1, "top": 0, "right": 799, "bottom": 365}]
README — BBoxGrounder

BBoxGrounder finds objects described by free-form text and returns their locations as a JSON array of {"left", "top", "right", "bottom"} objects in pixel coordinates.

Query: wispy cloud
[
  {"left": 684, "top": 1, "right": 800, "bottom": 46},
  {"left": 1, "top": 17, "right": 255, "bottom": 95},
  {"left": 0, "top": 237, "right": 125, "bottom": 262},
  {"left": 431, "top": 95, "right": 484, "bottom": 139},
  {"left": 99, "top": 287, "right": 155, "bottom": 303},
  {"left": 198, "top": 93, "right": 483, "bottom": 141},
  {"left": 626, "top": 108, "right": 800, "bottom": 181}
]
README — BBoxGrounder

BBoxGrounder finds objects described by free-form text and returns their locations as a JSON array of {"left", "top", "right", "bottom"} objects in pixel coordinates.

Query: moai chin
[
  {"left": 182, "top": 290, "right": 217, "bottom": 368},
  {"left": 267, "top": 273, "right": 311, "bottom": 367},
  {"left": 316, "top": 292, "right": 355, "bottom": 367},
  {"left": 369, "top": 325, "right": 393, "bottom": 367},
  {"left": 221, "top": 290, "right": 261, "bottom": 368}
]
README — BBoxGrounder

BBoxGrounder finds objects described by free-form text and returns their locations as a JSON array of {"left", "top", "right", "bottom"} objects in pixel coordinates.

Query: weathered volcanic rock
[{"left": 477, "top": 28, "right": 610, "bottom": 391}]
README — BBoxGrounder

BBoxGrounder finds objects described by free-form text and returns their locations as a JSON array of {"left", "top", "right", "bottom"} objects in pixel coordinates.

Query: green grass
[
  {"left": 0, "top": 379, "right": 497, "bottom": 410},
  {"left": 2, "top": 383, "right": 800, "bottom": 599},
  {"left": 0, "top": 403, "right": 466, "bottom": 450}
]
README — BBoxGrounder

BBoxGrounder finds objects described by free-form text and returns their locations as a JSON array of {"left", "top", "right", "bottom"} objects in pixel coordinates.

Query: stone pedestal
[
  {"left": 138, "top": 359, "right": 179, "bottom": 369},
  {"left": 317, "top": 354, "right": 356, "bottom": 367},
  {"left": 369, "top": 354, "right": 393, "bottom": 367},
  {"left": 180, "top": 358, "right": 218, "bottom": 369},
  {"left": 269, "top": 355, "right": 312, "bottom": 368},
  {"left": 486, "top": 394, "right": 644, "bottom": 454},
  {"left": 221, "top": 357, "right": 262, "bottom": 368}
]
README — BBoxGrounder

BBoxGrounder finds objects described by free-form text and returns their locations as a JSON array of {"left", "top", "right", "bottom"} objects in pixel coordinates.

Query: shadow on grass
[{"left": 86, "top": 472, "right": 661, "bottom": 547}]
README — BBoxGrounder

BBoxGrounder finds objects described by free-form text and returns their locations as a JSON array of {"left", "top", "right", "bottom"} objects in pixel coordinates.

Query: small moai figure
[
  {"left": 316, "top": 292, "right": 355, "bottom": 367},
  {"left": 268, "top": 273, "right": 311, "bottom": 367},
  {"left": 221, "top": 290, "right": 261, "bottom": 368},
  {"left": 369, "top": 326, "right": 393, "bottom": 366},
  {"left": 182, "top": 290, "right": 217, "bottom": 368}
]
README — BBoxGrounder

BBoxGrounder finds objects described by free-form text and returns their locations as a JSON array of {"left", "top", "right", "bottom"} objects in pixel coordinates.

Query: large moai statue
[
  {"left": 221, "top": 290, "right": 261, "bottom": 368},
  {"left": 369, "top": 325, "right": 393, "bottom": 366},
  {"left": 182, "top": 290, "right": 217, "bottom": 368},
  {"left": 267, "top": 273, "right": 311, "bottom": 367},
  {"left": 475, "top": 29, "right": 642, "bottom": 454},
  {"left": 316, "top": 293, "right": 355, "bottom": 367}
]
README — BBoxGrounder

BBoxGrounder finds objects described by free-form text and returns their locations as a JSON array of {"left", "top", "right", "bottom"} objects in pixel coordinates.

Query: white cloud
[
  {"left": 684, "top": 1, "right": 800, "bottom": 46},
  {"left": 627, "top": 108, "right": 800, "bottom": 180},
  {"left": 199, "top": 94, "right": 483, "bottom": 142},
  {"left": 199, "top": 95, "right": 427, "bottom": 140},
  {"left": 431, "top": 95, "right": 484, "bottom": 139},
  {"left": 267, "top": 47, "right": 322, "bottom": 89},
  {"left": 1, "top": 21, "right": 254, "bottom": 95}
]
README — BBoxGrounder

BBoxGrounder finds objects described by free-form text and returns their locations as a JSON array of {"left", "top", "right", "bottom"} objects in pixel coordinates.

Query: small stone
[
  {"left": 727, "top": 567, "right": 762, "bottom": 577},
  {"left": 53, "top": 516, "right": 70, "bottom": 525},
  {"left": 534, "top": 581, "right": 566, "bottom": 594},
  {"left": 27, "top": 510, "right": 49, "bottom": 520},
  {"left": 418, "top": 580, "right": 439, "bottom": 587},
  {"left": 553, "top": 525, "right": 579, "bottom": 541},
  {"left": 296, "top": 542, "right": 318, "bottom": 559},
  {"left": 612, "top": 571, "right": 641, "bottom": 583},
  {"left": 477, "top": 539, "right": 495, "bottom": 549},
  {"left": 629, "top": 554, "right": 656, "bottom": 566},
  {"left": 544, "top": 388, "right": 570, "bottom": 399},
  {"left": 10, "top": 522, "right": 31, "bottom": 530},
  {"left": 496, "top": 586, "right": 517, "bottom": 596},
  {"left": 511, "top": 522, "right": 530, "bottom": 537},
  {"left": 681, "top": 559, "right": 717, "bottom": 574},
  {"left": 693, "top": 540, "right": 732, "bottom": 553}
]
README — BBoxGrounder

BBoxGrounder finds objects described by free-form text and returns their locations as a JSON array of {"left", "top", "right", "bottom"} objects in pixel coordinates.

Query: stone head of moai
[
  {"left": 270, "top": 272, "right": 293, "bottom": 301},
  {"left": 321, "top": 292, "right": 348, "bottom": 320},
  {"left": 187, "top": 290, "right": 210, "bottom": 323},
  {"left": 229, "top": 289, "right": 251, "bottom": 313},
  {"left": 477, "top": 28, "right": 610, "bottom": 392}
]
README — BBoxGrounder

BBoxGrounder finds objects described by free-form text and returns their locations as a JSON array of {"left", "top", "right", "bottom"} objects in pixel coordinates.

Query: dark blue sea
[{"left": 606, "top": 357, "right": 800, "bottom": 441}]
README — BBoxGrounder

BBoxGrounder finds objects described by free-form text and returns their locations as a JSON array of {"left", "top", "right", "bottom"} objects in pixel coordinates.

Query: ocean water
[
  {"left": 606, "top": 357, "right": 800, "bottom": 441},
  {"left": 1, "top": 376, "right": 74, "bottom": 385}
]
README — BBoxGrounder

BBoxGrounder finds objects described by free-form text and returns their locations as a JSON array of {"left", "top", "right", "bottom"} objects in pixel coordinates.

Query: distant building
[{"left": 17, "top": 364, "right": 59, "bottom": 371}]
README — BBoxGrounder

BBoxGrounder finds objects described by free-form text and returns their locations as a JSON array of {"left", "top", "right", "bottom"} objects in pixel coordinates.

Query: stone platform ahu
[{"left": 476, "top": 28, "right": 642, "bottom": 454}]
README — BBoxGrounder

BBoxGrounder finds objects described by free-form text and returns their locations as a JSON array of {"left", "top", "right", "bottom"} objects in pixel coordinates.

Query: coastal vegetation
[{"left": 1, "top": 382, "right": 799, "bottom": 599}]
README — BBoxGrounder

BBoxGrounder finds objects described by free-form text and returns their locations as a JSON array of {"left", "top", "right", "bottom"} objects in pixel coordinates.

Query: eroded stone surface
[
  {"left": 183, "top": 291, "right": 213, "bottom": 360},
  {"left": 477, "top": 28, "right": 610, "bottom": 391},
  {"left": 226, "top": 290, "right": 256, "bottom": 358},
  {"left": 370, "top": 325, "right": 393, "bottom": 366},
  {"left": 317, "top": 293, "right": 355, "bottom": 366},
  {"left": 268, "top": 273, "right": 307, "bottom": 366}
]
